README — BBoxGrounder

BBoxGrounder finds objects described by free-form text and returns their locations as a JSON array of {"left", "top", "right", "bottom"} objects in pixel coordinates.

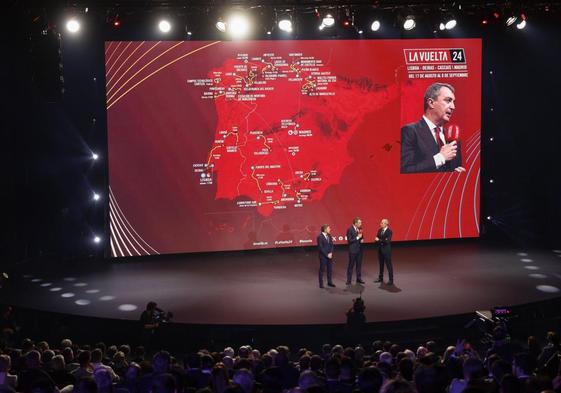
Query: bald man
[{"left": 374, "top": 219, "right": 394, "bottom": 285}]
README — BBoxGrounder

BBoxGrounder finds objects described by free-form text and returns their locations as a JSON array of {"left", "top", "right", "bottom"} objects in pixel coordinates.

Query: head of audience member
[
  {"left": 25, "top": 350, "right": 42, "bottom": 369},
  {"left": 325, "top": 358, "right": 340, "bottom": 380},
  {"left": 78, "top": 350, "right": 92, "bottom": 369},
  {"left": 357, "top": 367, "right": 383, "bottom": 393},
  {"left": 463, "top": 358, "right": 485, "bottom": 381},
  {"left": 153, "top": 351, "right": 171, "bottom": 374},
  {"left": 151, "top": 373, "right": 176, "bottom": 393},
  {"left": 382, "top": 379, "right": 415, "bottom": 393},
  {"left": 232, "top": 369, "right": 254, "bottom": 393},
  {"left": 0, "top": 354, "right": 11, "bottom": 373},
  {"left": 512, "top": 353, "right": 534, "bottom": 379},
  {"left": 125, "top": 363, "right": 141, "bottom": 381},
  {"left": 222, "top": 356, "right": 234, "bottom": 371},
  {"left": 340, "top": 357, "right": 355, "bottom": 382},
  {"left": 546, "top": 331, "right": 560, "bottom": 347},
  {"left": 223, "top": 348, "right": 235, "bottom": 358},
  {"left": 299, "top": 355, "right": 311, "bottom": 371},
  {"left": 298, "top": 370, "right": 321, "bottom": 391},
  {"left": 50, "top": 355, "right": 66, "bottom": 372},
  {"left": 310, "top": 355, "right": 323, "bottom": 373},
  {"left": 261, "top": 367, "right": 283, "bottom": 393},
  {"left": 238, "top": 346, "right": 251, "bottom": 359},
  {"left": 417, "top": 347, "right": 428, "bottom": 359},
  {"left": 398, "top": 358, "right": 414, "bottom": 382},
  {"left": 379, "top": 352, "right": 392, "bottom": 366},
  {"left": 211, "top": 364, "right": 230, "bottom": 393},
  {"left": 91, "top": 349, "right": 103, "bottom": 364}
]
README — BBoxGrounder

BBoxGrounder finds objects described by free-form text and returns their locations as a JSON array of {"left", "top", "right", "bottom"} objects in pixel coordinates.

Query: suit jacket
[
  {"left": 347, "top": 226, "right": 362, "bottom": 254},
  {"left": 317, "top": 232, "right": 334, "bottom": 259},
  {"left": 400, "top": 118, "right": 462, "bottom": 173},
  {"left": 377, "top": 227, "right": 392, "bottom": 248}
]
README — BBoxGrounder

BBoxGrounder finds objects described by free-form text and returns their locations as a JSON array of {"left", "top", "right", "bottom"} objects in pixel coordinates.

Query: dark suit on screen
[
  {"left": 376, "top": 227, "right": 393, "bottom": 283},
  {"left": 400, "top": 118, "right": 462, "bottom": 173},
  {"left": 346, "top": 226, "right": 363, "bottom": 284},
  {"left": 317, "top": 232, "right": 334, "bottom": 288}
]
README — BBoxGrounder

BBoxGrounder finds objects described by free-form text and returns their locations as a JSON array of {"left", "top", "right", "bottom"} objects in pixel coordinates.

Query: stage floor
[{"left": 3, "top": 240, "right": 561, "bottom": 325}]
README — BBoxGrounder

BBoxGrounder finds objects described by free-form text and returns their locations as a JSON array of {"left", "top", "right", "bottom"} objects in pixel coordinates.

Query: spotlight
[
  {"left": 91, "top": 152, "right": 99, "bottom": 160},
  {"left": 112, "top": 15, "right": 121, "bottom": 28},
  {"left": 158, "top": 20, "right": 171, "bottom": 33},
  {"left": 322, "top": 14, "right": 335, "bottom": 27},
  {"left": 93, "top": 236, "right": 101, "bottom": 244},
  {"left": 505, "top": 14, "right": 518, "bottom": 26},
  {"left": 66, "top": 19, "right": 81, "bottom": 33},
  {"left": 93, "top": 192, "right": 101, "bottom": 201},
  {"left": 445, "top": 19, "right": 457, "bottom": 30},
  {"left": 516, "top": 15, "right": 527, "bottom": 29},
  {"left": 228, "top": 13, "right": 250, "bottom": 39},
  {"left": 216, "top": 19, "right": 227, "bottom": 32},
  {"left": 487, "top": 216, "right": 492, "bottom": 220},
  {"left": 439, "top": 22, "right": 446, "bottom": 31},
  {"left": 266, "top": 30, "right": 272, "bottom": 35},
  {"left": 371, "top": 20, "right": 381, "bottom": 31},
  {"left": 358, "top": 29, "right": 364, "bottom": 34},
  {"left": 489, "top": 179, "right": 494, "bottom": 183},
  {"left": 187, "top": 31, "right": 192, "bottom": 36},
  {"left": 489, "top": 137, "right": 494, "bottom": 142},
  {"left": 403, "top": 16, "right": 416, "bottom": 30},
  {"left": 278, "top": 18, "right": 293, "bottom": 33}
]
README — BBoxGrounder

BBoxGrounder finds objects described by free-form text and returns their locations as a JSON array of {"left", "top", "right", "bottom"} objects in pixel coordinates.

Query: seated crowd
[{"left": 0, "top": 328, "right": 560, "bottom": 393}]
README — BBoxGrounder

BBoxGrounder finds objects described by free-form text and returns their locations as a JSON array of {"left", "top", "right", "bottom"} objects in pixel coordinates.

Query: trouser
[
  {"left": 318, "top": 256, "right": 333, "bottom": 287},
  {"left": 347, "top": 251, "right": 362, "bottom": 283},
  {"left": 378, "top": 246, "right": 393, "bottom": 281}
]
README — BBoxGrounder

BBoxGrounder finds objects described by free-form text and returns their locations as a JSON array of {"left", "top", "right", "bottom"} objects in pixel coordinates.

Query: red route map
[{"left": 105, "top": 39, "right": 481, "bottom": 256}]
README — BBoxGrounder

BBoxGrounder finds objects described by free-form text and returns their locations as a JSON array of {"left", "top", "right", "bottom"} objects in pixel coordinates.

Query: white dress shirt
[{"left": 423, "top": 115, "right": 446, "bottom": 168}]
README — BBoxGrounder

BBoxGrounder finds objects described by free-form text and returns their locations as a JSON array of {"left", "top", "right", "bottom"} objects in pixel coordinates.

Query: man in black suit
[
  {"left": 317, "top": 224, "right": 336, "bottom": 288},
  {"left": 374, "top": 219, "right": 394, "bottom": 285},
  {"left": 400, "top": 82, "right": 466, "bottom": 174},
  {"left": 346, "top": 217, "right": 365, "bottom": 285}
]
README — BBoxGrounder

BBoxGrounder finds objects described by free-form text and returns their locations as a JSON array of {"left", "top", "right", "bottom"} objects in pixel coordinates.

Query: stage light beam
[
  {"left": 91, "top": 152, "right": 99, "bottom": 160},
  {"left": 228, "top": 14, "right": 250, "bottom": 39},
  {"left": 216, "top": 19, "right": 226, "bottom": 32},
  {"left": 158, "top": 20, "right": 171, "bottom": 33},
  {"left": 66, "top": 19, "right": 81, "bottom": 33},
  {"left": 445, "top": 19, "right": 457, "bottom": 30},
  {"left": 93, "top": 192, "right": 101, "bottom": 201},
  {"left": 278, "top": 18, "right": 292, "bottom": 33},
  {"left": 371, "top": 20, "right": 381, "bottom": 31},
  {"left": 93, "top": 236, "right": 101, "bottom": 243},
  {"left": 403, "top": 16, "right": 416, "bottom": 31}
]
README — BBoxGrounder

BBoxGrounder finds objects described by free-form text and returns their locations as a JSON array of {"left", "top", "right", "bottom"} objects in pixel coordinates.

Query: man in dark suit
[
  {"left": 400, "top": 82, "right": 466, "bottom": 174},
  {"left": 317, "top": 224, "right": 336, "bottom": 288},
  {"left": 346, "top": 217, "right": 365, "bottom": 285},
  {"left": 374, "top": 219, "right": 394, "bottom": 285}
]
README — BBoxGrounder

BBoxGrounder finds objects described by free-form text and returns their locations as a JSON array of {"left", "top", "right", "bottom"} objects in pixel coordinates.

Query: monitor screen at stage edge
[{"left": 105, "top": 38, "right": 481, "bottom": 257}]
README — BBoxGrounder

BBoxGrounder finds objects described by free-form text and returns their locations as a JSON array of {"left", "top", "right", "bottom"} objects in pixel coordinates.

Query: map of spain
[{"left": 189, "top": 51, "right": 399, "bottom": 216}]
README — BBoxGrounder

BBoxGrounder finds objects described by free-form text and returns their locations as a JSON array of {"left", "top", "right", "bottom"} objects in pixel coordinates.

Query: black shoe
[
  {"left": 357, "top": 279, "right": 365, "bottom": 284},
  {"left": 374, "top": 278, "right": 383, "bottom": 283},
  {"left": 328, "top": 283, "right": 336, "bottom": 287},
  {"left": 346, "top": 282, "right": 351, "bottom": 286},
  {"left": 387, "top": 281, "right": 394, "bottom": 286}
]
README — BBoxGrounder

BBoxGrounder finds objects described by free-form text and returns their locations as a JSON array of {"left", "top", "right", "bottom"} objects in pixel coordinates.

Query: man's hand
[
  {"left": 454, "top": 166, "right": 466, "bottom": 173},
  {"left": 327, "top": 252, "right": 333, "bottom": 259},
  {"left": 357, "top": 233, "right": 362, "bottom": 240},
  {"left": 440, "top": 141, "right": 458, "bottom": 161},
  {"left": 375, "top": 237, "right": 380, "bottom": 242}
]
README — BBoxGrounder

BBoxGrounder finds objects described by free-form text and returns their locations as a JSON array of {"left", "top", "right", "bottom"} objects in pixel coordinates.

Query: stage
[{"left": 3, "top": 240, "right": 561, "bottom": 325}]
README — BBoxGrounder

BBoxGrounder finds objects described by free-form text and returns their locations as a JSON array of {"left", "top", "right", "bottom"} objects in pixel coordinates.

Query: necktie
[{"left": 434, "top": 127, "right": 444, "bottom": 148}]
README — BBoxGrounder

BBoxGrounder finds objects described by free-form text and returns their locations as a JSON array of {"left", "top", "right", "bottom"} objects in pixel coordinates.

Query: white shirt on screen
[{"left": 423, "top": 115, "right": 446, "bottom": 168}]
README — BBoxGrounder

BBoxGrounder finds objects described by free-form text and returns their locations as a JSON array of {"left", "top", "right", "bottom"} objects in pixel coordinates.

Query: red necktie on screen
[{"left": 434, "top": 127, "right": 444, "bottom": 148}]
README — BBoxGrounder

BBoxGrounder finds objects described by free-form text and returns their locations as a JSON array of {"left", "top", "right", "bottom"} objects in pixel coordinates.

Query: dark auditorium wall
[{"left": 2, "top": 3, "right": 561, "bottom": 266}]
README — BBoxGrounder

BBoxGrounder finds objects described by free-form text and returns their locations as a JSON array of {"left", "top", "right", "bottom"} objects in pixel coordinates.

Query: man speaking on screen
[{"left": 400, "top": 82, "right": 466, "bottom": 174}]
